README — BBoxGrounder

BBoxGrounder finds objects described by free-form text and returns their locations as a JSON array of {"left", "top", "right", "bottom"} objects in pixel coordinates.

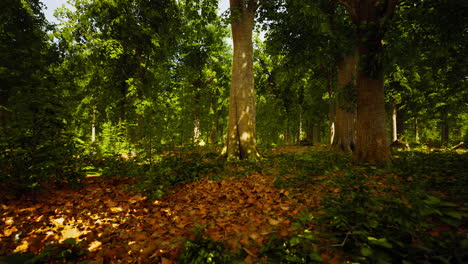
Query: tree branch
[
  {"left": 336, "top": 0, "right": 358, "bottom": 23},
  {"left": 385, "top": 0, "right": 397, "bottom": 18},
  {"left": 249, "top": 0, "right": 265, "bottom": 13}
]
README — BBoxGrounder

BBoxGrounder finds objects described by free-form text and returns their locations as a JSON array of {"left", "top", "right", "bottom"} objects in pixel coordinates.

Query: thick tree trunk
[
  {"left": 332, "top": 55, "right": 356, "bottom": 152},
  {"left": 353, "top": 71, "right": 391, "bottom": 164},
  {"left": 350, "top": 0, "right": 394, "bottom": 165},
  {"left": 226, "top": 1, "right": 260, "bottom": 160}
]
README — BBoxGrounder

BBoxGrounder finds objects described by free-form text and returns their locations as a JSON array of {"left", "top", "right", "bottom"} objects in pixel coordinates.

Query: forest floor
[{"left": 1, "top": 145, "right": 467, "bottom": 263}]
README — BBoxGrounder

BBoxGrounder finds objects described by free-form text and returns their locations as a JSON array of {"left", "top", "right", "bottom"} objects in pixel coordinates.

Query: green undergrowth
[
  {"left": 318, "top": 168, "right": 468, "bottom": 263},
  {"left": 266, "top": 151, "right": 352, "bottom": 188},
  {"left": 0, "top": 238, "right": 88, "bottom": 264},
  {"left": 392, "top": 151, "right": 468, "bottom": 201},
  {"left": 175, "top": 150, "right": 468, "bottom": 263},
  {"left": 178, "top": 226, "right": 325, "bottom": 264},
  {"left": 0, "top": 134, "right": 86, "bottom": 198}
]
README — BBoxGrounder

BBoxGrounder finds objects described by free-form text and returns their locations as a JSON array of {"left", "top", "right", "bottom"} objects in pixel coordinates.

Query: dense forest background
[
  {"left": 1, "top": 0, "right": 466, "bottom": 159},
  {"left": 0, "top": 0, "right": 467, "bottom": 262}
]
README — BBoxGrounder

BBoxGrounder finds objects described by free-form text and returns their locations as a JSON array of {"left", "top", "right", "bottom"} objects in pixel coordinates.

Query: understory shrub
[
  {"left": 0, "top": 238, "right": 88, "bottom": 264},
  {"left": 0, "top": 132, "right": 85, "bottom": 196},
  {"left": 318, "top": 167, "right": 468, "bottom": 263},
  {"left": 133, "top": 152, "right": 224, "bottom": 200}
]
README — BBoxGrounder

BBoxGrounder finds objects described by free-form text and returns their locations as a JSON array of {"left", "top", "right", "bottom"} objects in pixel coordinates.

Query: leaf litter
[{"left": 0, "top": 170, "right": 320, "bottom": 263}]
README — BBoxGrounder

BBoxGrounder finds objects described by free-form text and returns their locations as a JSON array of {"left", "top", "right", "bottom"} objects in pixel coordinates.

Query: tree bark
[
  {"left": 327, "top": 69, "right": 336, "bottom": 145},
  {"left": 340, "top": 0, "right": 395, "bottom": 165},
  {"left": 353, "top": 70, "right": 391, "bottom": 164},
  {"left": 441, "top": 111, "right": 449, "bottom": 146},
  {"left": 226, "top": 0, "right": 260, "bottom": 160},
  {"left": 91, "top": 107, "right": 96, "bottom": 142},
  {"left": 414, "top": 117, "right": 419, "bottom": 143},
  {"left": 392, "top": 103, "right": 397, "bottom": 142},
  {"left": 332, "top": 54, "right": 356, "bottom": 152}
]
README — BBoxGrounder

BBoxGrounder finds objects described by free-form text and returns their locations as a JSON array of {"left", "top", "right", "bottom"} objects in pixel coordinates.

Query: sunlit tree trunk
[
  {"left": 91, "top": 107, "right": 96, "bottom": 142},
  {"left": 332, "top": 54, "right": 357, "bottom": 152},
  {"left": 226, "top": 0, "right": 261, "bottom": 160},
  {"left": 414, "top": 117, "right": 419, "bottom": 143},
  {"left": 392, "top": 103, "right": 397, "bottom": 142},
  {"left": 327, "top": 70, "right": 336, "bottom": 145}
]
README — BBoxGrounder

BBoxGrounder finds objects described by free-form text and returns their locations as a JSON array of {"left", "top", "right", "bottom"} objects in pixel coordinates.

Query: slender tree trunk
[
  {"left": 91, "top": 107, "right": 96, "bottom": 142},
  {"left": 298, "top": 111, "right": 303, "bottom": 142},
  {"left": 328, "top": 70, "right": 336, "bottom": 145},
  {"left": 441, "top": 111, "right": 449, "bottom": 146},
  {"left": 397, "top": 107, "right": 405, "bottom": 138},
  {"left": 332, "top": 54, "right": 357, "bottom": 152},
  {"left": 317, "top": 121, "right": 322, "bottom": 143},
  {"left": 414, "top": 117, "right": 420, "bottom": 143},
  {"left": 226, "top": 0, "right": 260, "bottom": 160},
  {"left": 307, "top": 121, "right": 314, "bottom": 144},
  {"left": 392, "top": 103, "right": 397, "bottom": 142}
]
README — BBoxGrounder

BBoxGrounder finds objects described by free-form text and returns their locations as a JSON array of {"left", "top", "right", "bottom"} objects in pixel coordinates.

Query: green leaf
[
  {"left": 368, "top": 237, "right": 393, "bottom": 248},
  {"left": 308, "top": 252, "right": 324, "bottom": 261},
  {"left": 360, "top": 246, "right": 373, "bottom": 256},
  {"left": 289, "top": 236, "right": 301, "bottom": 246}
]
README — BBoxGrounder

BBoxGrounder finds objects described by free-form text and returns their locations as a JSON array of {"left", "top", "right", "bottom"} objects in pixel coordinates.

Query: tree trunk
[
  {"left": 392, "top": 103, "right": 397, "bottom": 142},
  {"left": 353, "top": 71, "right": 391, "bottom": 164},
  {"left": 349, "top": 0, "right": 395, "bottom": 165},
  {"left": 226, "top": 0, "right": 260, "bottom": 160},
  {"left": 332, "top": 54, "right": 357, "bottom": 152},
  {"left": 328, "top": 70, "right": 336, "bottom": 145},
  {"left": 397, "top": 107, "right": 405, "bottom": 138},
  {"left": 307, "top": 121, "right": 314, "bottom": 144},
  {"left": 91, "top": 107, "right": 96, "bottom": 142},
  {"left": 317, "top": 121, "right": 322, "bottom": 143},
  {"left": 414, "top": 117, "right": 419, "bottom": 143},
  {"left": 441, "top": 111, "right": 449, "bottom": 146}
]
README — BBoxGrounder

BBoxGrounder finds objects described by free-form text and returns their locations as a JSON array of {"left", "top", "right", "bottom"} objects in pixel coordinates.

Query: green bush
[
  {"left": 392, "top": 151, "right": 468, "bottom": 201},
  {"left": 178, "top": 230, "right": 237, "bottom": 264},
  {"left": 270, "top": 151, "right": 351, "bottom": 188},
  {"left": 133, "top": 152, "right": 224, "bottom": 200},
  {"left": 260, "top": 230, "right": 323, "bottom": 264},
  {"left": 0, "top": 132, "right": 85, "bottom": 196},
  {"left": 318, "top": 167, "right": 468, "bottom": 263},
  {"left": 0, "top": 238, "right": 88, "bottom": 264}
]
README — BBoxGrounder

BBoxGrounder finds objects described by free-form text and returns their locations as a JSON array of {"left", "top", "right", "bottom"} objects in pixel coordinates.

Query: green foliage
[
  {"left": 0, "top": 238, "right": 89, "bottom": 264},
  {"left": 318, "top": 161, "right": 468, "bottom": 263},
  {"left": 392, "top": 151, "right": 468, "bottom": 201},
  {"left": 134, "top": 152, "right": 224, "bottom": 200},
  {"left": 260, "top": 230, "right": 323, "bottom": 264},
  {"left": 100, "top": 158, "right": 140, "bottom": 179},
  {"left": 178, "top": 229, "right": 237, "bottom": 264},
  {"left": 271, "top": 151, "right": 351, "bottom": 188},
  {"left": 0, "top": 131, "right": 85, "bottom": 196}
]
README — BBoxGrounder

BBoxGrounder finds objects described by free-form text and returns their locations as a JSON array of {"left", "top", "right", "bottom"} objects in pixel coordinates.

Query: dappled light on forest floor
[
  {"left": 1, "top": 147, "right": 467, "bottom": 263},
  {"left": 0, "top": 173, "right": 320, "bottom": 263}
]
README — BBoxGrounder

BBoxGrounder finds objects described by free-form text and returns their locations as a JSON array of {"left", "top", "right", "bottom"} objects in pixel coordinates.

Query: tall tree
[
  {"left": 338, "top": 0, "right": 396, "bottom": 164},
  {"left": 226, "top": 0, "right": 263, "bottom": 160},
  {"left": 332, "top": 53, "right": 357, "bottom": 152}
]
